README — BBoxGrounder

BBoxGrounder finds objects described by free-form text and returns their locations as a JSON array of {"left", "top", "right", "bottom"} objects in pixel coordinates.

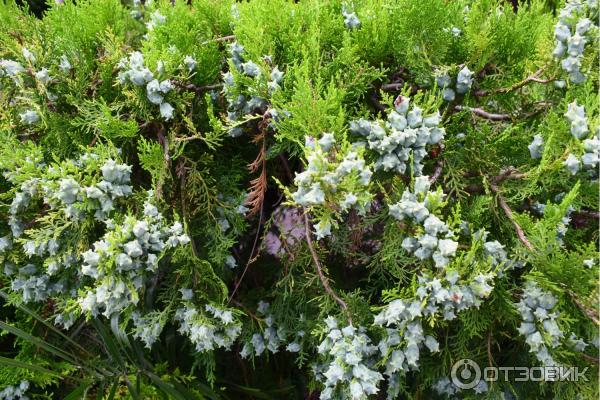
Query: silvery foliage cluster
[
  {"left": 291, "top": 134, "right": 372, "bottom": 239},
  {"left": 129, "top": 0, "right": 144, "bottom": 19},
  {"left": 240, "top": 301, "right": 305, "bottom": 358},
  {"left": 552, "top": 0, "right": 598, "bottom": 84},
  {"left": 222, "top": 42, "right": 284, "bottom": 137},
  {"left": 212, "top": 192, "right": 251, "bottom": 269},
  {"left": 432, "top": 376, "right": 489, "bottom": 397},
  {"left": 77, "top": 193, "right": 190, "bottom": 319},
  {"left": 2, "top": 154, "right": 133, "bottom": 309},
  {"left": 528, "top": 134, "right": 544, "bottom": 159},
  {"left": 128, "top": 0, "right": 166, "bottom": 23},
  {"left": 116, "top": 51, "right": 179, "bottom": 120},
  {"left": 341, "top": 3, "right": 361, "bottom": 30},
  {"left": 515, "top": 282, "right": 565, "bottom": 366},
  {"left": 375, "top": 270, "right": 494, "bottom": 398},
  {"left": 146, "top": 9, "right": 166, "bottom": 32},
  {"left": 313, "top": 317, "right": 383, "bottom": 400},
  {"left": 531, "top": 196, "right": 574, "bottom": 246},
  {"left": 0, "top": 381, "right": 29, "bottom": 400},
  {"left": 556, "top": 206, "right": 574, "bottom": 246},
  {"left": 476, "top": 229, "right": 523, "bottom": 277},
  {"left": 562, "top": 101, "right": 599, "bottom": 177},
  {"left": 435, "top": 66, "right": 474, "bottom": 102},
  {"left": 349, "top": 95, "right": 445, "bottom": 176},
  {"left": 0, "top": 150, "right": 191, "bottom": 331},
  {"left": 432, "top": 377, "right": 461, "bottom": 397},
  {"left": 131, "top": 311, "right": 164, "bottom": 349},
  {"left": 388, "top": 176, "right": 458, "bottom": 269},
  {"left": 0, "top": 48, "right": 72, "bottom": 125},
  {"left": 174, "top": 294, "right": 242, "bottom": 353}
]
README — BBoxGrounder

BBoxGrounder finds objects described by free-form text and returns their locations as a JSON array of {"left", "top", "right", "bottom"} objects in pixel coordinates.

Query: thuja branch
[{"left": 303, "top": 209, "right": 353, "bottom": 326}]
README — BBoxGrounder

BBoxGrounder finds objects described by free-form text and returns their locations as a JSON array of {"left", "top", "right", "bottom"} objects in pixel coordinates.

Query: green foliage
[{"left": 0, "top": 0, "right": 598, "bottom": 399}]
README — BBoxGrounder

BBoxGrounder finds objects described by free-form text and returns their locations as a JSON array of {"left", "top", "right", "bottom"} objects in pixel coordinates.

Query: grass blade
[
  {"left": 63, "top": 379, "right": 93, "bottom": 400},
  {"left": 0, "top": 320, "right": 79, "bottom": 365},
  {"left": 0, "top": 355, "right": 64, "bottom": 378}
]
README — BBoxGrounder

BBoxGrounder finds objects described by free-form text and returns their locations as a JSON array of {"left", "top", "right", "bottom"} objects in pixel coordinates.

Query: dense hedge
[{"left": 0, "top": 0, "right": 598, "bottom": 399}]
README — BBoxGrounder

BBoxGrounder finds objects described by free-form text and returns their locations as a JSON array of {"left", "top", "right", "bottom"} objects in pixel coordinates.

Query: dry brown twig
[{"left": 244, "top": 113, "right": 270, "bottom": 217}]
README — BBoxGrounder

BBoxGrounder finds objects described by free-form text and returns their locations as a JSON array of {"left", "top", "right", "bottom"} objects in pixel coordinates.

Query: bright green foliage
[{"left": 0, "top": 0, "right": 598, "bottom": 399}]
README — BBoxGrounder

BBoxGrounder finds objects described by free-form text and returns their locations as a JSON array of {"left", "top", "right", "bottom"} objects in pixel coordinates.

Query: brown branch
[
  {"left": 201, "top": 35, "right": 235, "bottom": 45},
  {"left": 175, "top": 82, "right": 223, "bottom": 94},
  {"left": 303, "top": 209, "right": 352, "bottom": 325},
  {"left": 429, "top": 159, "right": 444, "bottom": 184},
  {"left": 380, "top": 83, "right": 403, "bottom": 91},
  {"left": 227, "top": 206, "right": 264, "bottom": 304},
  {"left": 231, "top": 299, "right": 262, "bottom": 324},
  {"left": 565, "top": 289, "right": 599, "bottom": 326},
  {"left": 580, "top": 353, "right": 599, "bottom": 364},
  {"left": 156, "top": 124, "right": 170, "bottom": 164},
  {"left": 572, "top": 209, "right": 600, "bottom": 222},
  {"left": 474, "top": 68, "right": 556, "bottom": 97},
  {"left": 455, "top": 105, "right": 511, "bottom": 121},
  {"left": 462, "top": 168, "right": 528, "bottom": 195},
  {"left": 491, "top": 167, "right": 528, "bottom": 184},
  {"left": 369, "top": 93, "right": 387, "bottom": 113},
  {"left": 278, "top": 153, "right": 295, "bottom": 182},
  {"left": 487, "top": 332, "right": 494, "bottom": 369},
  {"left": 490, "top": 181, "right": 534, "bottom": 250}
]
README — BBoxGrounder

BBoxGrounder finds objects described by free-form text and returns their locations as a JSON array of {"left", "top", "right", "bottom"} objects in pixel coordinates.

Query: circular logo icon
[{"left": 451, "top": 358, "right": 481, "bottom": 389}]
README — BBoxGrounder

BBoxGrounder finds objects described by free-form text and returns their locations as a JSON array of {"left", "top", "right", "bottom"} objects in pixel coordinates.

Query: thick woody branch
[{"left": 303, "top": 210, "right": 352, "bottom": 325}]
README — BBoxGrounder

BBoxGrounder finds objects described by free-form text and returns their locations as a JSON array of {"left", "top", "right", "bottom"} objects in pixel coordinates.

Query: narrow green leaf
[
  {"left": 90, "top": 319, "right": 126, "bottom": 370},
  {"left": 0, "top": 355, "right": 64, "bottom": 378},
  {"left": 0, "top": 291, "right": 91, "bottom": 357},
  {"left": 106, "top": 379, "right": 119, "bottom": 400},
  {"left": 63, "top": 379, "right": 93, "bottom": 400},
  {"left": 0, "top": 320, "right": 79, "bottom": 365},
  {"left": 145, "top": 371, "right": 189, "bottom": 400}
]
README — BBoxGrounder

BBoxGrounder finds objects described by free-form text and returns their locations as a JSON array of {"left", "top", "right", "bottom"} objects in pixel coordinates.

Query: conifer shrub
[{"left": 0, "top": 0, "right": 598, "bottom": 399}]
